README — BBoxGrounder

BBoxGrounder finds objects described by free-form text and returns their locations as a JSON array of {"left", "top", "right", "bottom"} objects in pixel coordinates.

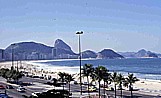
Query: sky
[{"left": 0, "top": 0, "right": 161, "bottom": 53}]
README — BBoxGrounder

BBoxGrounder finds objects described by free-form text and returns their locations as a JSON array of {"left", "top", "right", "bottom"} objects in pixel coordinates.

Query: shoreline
[{"left": 0, "top": 61, "right": 161, "bottom": 96}]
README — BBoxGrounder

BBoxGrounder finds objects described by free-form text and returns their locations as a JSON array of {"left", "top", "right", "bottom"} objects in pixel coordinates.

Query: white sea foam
[
  {"left": 116, "top": 71, "right": 161, "bottom": 80},
  {"left": 26, "top": 58, "right": 97, "bottom": 74},
  {"left": 26, "top": 60, "right": 80, "bottom": 74},
  {"left": 30, "top": 58, "right": 97, "bottom": 63},
  {"left": 26, "top": 58, "right": 161, "bottom": 80}
]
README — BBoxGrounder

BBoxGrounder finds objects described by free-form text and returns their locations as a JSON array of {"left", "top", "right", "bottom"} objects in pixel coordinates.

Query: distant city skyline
[{"left": 0, "top": 0, "right": 161, "bottom": 53}]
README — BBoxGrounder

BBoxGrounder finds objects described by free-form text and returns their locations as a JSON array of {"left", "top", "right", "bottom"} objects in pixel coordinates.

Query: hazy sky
[{"left": 0, "top": 0, "right": 161, "bottom": 53}]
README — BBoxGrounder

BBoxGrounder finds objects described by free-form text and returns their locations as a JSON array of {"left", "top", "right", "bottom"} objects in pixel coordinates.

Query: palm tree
[
  {"left": 94, "top": 66, "right": 108, "bottom": 98},
  {"left": 65, "top": 73, "right": 74, "bottom": 93},
  {"left": 110, "top": 72, "right": 118, "bottom": 98},
  {"left": 102, "top": 71, "right": 111, "bottom": 98},
  {"left": 0, "top": 68, "right": 9, "bottom": 80},
  {"left": 117, "top": 73, "right": 125, "bottom": 98},
  {"left": 123, "top": 73, "right": 139, "bottom": 98},
  {"left": 81, "top": 64, "right": 94, "bottom": 97},
  {"left": 58, "top": 72, "right": 67, "bottom": 91}
]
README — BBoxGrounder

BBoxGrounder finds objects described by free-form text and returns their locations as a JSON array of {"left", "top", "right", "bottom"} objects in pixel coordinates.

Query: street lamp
[{"left": 76, "top": 31, "right": 83, "bottom": 95}]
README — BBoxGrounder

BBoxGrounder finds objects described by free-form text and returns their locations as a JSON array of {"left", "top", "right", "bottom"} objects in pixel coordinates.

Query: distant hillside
[
  {"left": 4, "top": 42, "right": 53, "bottom": 60},
  {"left": 118, "top": 52, "right": 136, "bottom": 58},
  {"left": 4, "top": 39, "right": 78, "bottom": 60},
  {"left": 82, "top": 50, "right": 97, "bottom": 58},
  {"left": 135, "top": 49, "right": 158, "bottom": 58},
  {"left": 97, "top": 49, "right": 124, "bottom": 59},
  {"left": 3, "top": 39, "right": 160, "bottom": 61},
  {"left": 119, "top": 49, "right": 158, "bottom": 58},
  {"left": 5, "top": 42, "right": 53, "bottom": 54}
]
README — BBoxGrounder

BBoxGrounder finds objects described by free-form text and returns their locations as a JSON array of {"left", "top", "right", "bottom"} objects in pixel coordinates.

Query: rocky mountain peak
[
  {"left": 138, "top": 49, "right": 146, "bottom": 53},
  {"left": 54, "top": 39, "right": 71, "bottom": 50},
  {"left": 135, "top": 49, "right": 158, "bottom": 58},
  {"left": 82, "top": 50, "right": 97, "bottom": 58},
  {"left": 97, "top": 49, "right": 124, "bottom": 59}
]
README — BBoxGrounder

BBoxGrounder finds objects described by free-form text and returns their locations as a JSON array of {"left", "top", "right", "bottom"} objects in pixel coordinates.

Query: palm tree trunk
[
  {"left": 87, "top": 76, "right": 90, "bottom": 98},
  {"left": 120, "top": 82, "right": 123, "bottom": 98},
  {"left": 63, "top": 78, "right": 64, "bottom": 91},
  {"left": 130, "top": 85, "right": 133, "bottom": 98},
  {"left": 69, "top": 82, "right": 70, "bottom": 93},
  {"left": 104, "top": 80, "right": 105, "bottom": 98},
  {"left": 121, "top": 85, "right": 122, "bottom": 98},
  {"left": 106, "top": 81, "right": 108, "bottom": 95},
  {"left": 131, "top": 87, "right": 133, "bottom": 98},
  {"left": 115, "top": 84, "right": 116, "bottom": 98},
  {"left": 99, "top": 80, "right": 101, "bottom": 98}
]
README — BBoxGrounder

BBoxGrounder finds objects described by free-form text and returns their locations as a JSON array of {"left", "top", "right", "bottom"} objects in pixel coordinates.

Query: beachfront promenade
[
  {"left": 0, "top": 61, "right": 161, "bottom": 97},
  {"left": 0, "top": 76, "right": 160, "bottom": 98}
]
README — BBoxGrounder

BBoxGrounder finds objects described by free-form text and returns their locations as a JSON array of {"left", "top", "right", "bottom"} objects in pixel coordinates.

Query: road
[
  {"left": 0, "top": 77, "right": 160, "bottom": 98},
  {"left": 0, "top": 77, "right": 51, "bottom": 98}
]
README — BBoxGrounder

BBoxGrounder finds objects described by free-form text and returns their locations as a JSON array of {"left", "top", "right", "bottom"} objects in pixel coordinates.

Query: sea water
[{"left": 33, "top": 58, "right": 161, "bottom": 80}]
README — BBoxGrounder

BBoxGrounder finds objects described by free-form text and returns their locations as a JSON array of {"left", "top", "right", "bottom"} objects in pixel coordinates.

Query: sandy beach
[
  {"left": 0, "top": 61, "right": 161, "bottom": 96},
  {"left": 134, "top": 79, "right": 161, "bottom": 96}
]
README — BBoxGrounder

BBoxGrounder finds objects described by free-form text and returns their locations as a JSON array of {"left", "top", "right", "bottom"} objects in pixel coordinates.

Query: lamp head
[{"left": 76, "top": 31, "right": 83, "bottom": 34}]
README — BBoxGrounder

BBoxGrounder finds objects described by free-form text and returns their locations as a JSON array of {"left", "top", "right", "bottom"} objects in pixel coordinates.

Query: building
[
  {"left": 0, "top": 49, "right": 4, "bottom": 61},
  {"left": 52, "top": 48, "right": 57, "bottom": 59}
]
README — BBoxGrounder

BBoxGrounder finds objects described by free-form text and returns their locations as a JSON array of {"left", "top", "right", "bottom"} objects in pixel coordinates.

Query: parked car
[
  {"left": 105, "top": 87, "right": 114, "bottom": 91},
  {"left": 32, "top": 92, "right": 41, "bottom": 97},
  {"left": 32, "top": 76, "right": 40, "bottom": 78},
  {"left": 74, "top": 81, "right": 78, "bottom": 84},
  {"left": 6, "top": 85, "right": 14, "bottom": 89},
  {"left": 83, "top": 82, "right": 88, "bottom": 85},
  {"left": 0, "top": 93, "right": 9, "bottom": 98},
  {"left": 39, "top": 76, "right": 44, "bottom": 79},
  {"left": 17, "top": 87, "right": 25, "bottom": 92},
  {"left": 0, "top": 85, "right": 5, "bottom": 89}
]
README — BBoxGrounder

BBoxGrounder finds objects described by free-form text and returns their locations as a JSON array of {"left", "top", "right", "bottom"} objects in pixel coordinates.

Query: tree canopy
[{"left": 0, "top": 67, "right": 24, "bottom": 82}]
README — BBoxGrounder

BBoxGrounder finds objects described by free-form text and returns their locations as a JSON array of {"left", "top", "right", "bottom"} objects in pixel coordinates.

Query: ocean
[{"left": 33, "top": 58, "right": 161, "bottom": 80}]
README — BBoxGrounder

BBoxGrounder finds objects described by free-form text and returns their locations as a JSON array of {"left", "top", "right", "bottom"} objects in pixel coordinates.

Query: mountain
[
  {"left": 135, "top": 49, "right": 158, "bottom": 58},
  {"left": 3, "top": 39, "right": 160, "bottom": 61},
  {"left": 3, "top": 40, "right": 125, "bottom": 60},
  {"left": 119, "top": 49, "right": 158, "bottom": 58},
  {"left": 135, "top": 49, "right": 147, "bottom": 57},
  {"left": 5, "top": 42, "right": 53, "bottom": 54},
  {"left": 82, "top": 50, "right": 97, "bottom": 58},
  {"left": 118, "top": 52, "right": 136, "bottom": 58},
  {"left": 3, "top": 39, "right": 78, "bottom": 60},
  {"left": 97, "top": 49, "right": 124, "bottom": 59},
  {"left": 4, "top": 42, "right": 53, "bottom": 60},
  {"left": 54, "top": 39, "right": 71, "bottom": 51},
  {"left": 53, "top": 39, "right": 76, "bottom": 58}
]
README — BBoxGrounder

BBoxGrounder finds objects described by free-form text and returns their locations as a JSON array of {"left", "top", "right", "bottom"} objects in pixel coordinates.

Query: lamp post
[{"left": 76, "top": 31, "right": 83, "bottom": 95}]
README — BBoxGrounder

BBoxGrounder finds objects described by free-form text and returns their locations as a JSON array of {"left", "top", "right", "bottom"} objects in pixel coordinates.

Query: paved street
[
  {"left": 0, "top": 77, "right": 161, "bottom": 98},
  {"left": 0, "top": 77, "right": 51, "bottom": 98}
]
